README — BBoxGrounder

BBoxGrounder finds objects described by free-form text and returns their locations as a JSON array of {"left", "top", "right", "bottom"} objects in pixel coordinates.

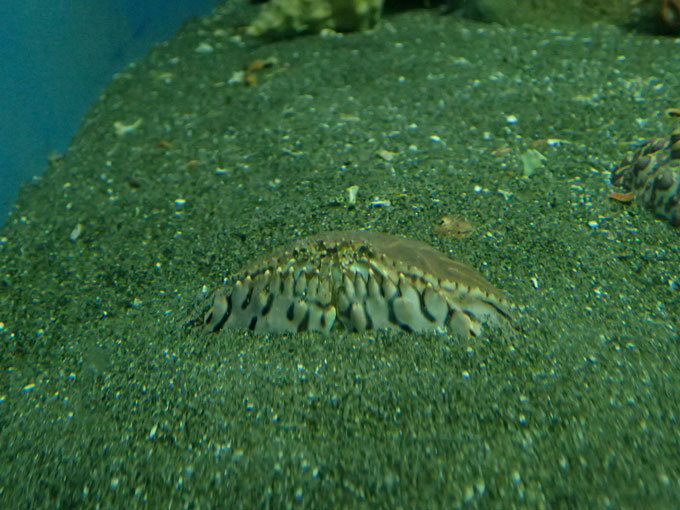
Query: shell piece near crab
[{"left": 203, "top": 230, "right": 514, "bottom": 338}]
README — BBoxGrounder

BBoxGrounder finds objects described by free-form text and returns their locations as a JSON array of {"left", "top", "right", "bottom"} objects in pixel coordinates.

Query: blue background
[{"left": 0, "top": 0, "right": 220, "bottom": 225}]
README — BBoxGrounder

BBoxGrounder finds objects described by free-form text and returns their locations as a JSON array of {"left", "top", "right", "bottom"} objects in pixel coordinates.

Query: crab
[{"left": 610, "top": 127, "right": 680, "bottom": 226}]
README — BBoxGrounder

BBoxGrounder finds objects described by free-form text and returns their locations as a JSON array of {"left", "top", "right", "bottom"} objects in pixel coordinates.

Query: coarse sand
[{"left": 1, "top": 3, "right": 680, "bottom": 507}]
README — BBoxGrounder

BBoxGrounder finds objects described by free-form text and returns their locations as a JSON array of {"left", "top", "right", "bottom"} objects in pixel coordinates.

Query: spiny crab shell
[
  {"left": 203, "top": 230, "right": 513, "bottom": 338},
  {"left": 611, "top": 128, "right": 680, "bottom": 226}
]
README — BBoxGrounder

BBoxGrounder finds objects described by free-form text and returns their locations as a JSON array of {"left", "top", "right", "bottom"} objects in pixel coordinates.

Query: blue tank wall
[{"left": 0, "top": 0, "right": 220, "bottom": 225}]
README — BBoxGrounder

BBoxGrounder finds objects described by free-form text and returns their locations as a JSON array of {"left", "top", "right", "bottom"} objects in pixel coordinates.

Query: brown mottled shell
[
  {"left": 611, "top": 128, "right": 680, "bottom": 226},
  {"left": 204, "top": 230, "right": 513, "bottom": 338}
]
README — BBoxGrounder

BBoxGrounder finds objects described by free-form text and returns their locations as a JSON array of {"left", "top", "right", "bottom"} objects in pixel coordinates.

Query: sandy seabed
[{"left": 1, "top": 2, "right": 680, "bottom": 507}]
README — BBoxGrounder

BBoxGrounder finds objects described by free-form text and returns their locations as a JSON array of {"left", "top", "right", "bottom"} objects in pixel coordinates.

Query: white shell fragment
[
  {"left": 69, "top": 223, "right": 83, "bottom": 242},
  {"left": 346, "top": 185, "right": 359, "bottom": 206},
  {"left": 203, "top": 231, "right": 513, "bottom": 338},
  {"left": 113, "top": 119, "right": 142, "bottom": 136}
]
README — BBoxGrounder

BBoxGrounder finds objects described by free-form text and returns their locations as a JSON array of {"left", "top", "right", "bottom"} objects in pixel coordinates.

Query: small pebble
[
  {"left": 69, "top": 223, "right": 83, "bottom": 242},
  {"left": 195, "top": 42, "right": 214, "bottom": 54}
]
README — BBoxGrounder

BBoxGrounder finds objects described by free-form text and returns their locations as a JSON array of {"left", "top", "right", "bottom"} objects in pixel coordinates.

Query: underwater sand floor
[{"left": 1, "top": 3, "right": 680, "bottom": 507}]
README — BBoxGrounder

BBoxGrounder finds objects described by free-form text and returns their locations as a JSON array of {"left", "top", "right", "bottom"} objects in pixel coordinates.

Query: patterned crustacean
[
  {"left": 611, "top": 128, "right": 680, "bottom": 226},
  {"left": 203, "top": 230, "right": 513, "bottom": 338}
]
